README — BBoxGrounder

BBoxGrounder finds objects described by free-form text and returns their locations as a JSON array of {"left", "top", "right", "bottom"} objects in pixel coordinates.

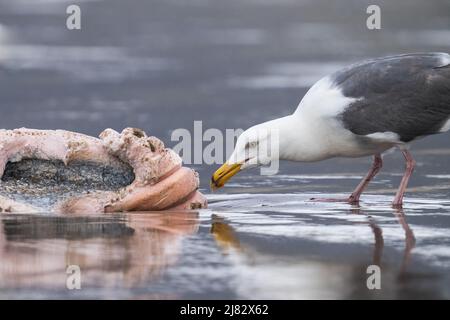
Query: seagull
[{"left": 211, "top": 53, "right": 450, "bottom": 208}]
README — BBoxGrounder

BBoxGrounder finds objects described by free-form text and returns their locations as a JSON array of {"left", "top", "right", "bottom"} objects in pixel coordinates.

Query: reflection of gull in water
[
  {"left": 0, "top": 212, "right": 199, "bottom": 296},
  {"left": 210, "top": 214, "right": 241, "bottom": 254},
  {"left": 209, "top": 199, "right": 424, "bottom": 299},
  {"left": 353, "top": 207, "right": 416, "bottom": 275},
  {"left": 368, "top": 218, "right": 384, "bottom": 267},
  {"left": 394, "top": 209, "right": 416, "bottom": 274}
]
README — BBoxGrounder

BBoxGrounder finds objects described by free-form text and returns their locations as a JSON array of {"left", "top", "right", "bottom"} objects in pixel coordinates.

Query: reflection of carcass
[
  {"left": 0, "top": 128, "right": 206, "bottom": 213},
  {"left": 0, "top": 212, "right": 199, "bottom": 293}
]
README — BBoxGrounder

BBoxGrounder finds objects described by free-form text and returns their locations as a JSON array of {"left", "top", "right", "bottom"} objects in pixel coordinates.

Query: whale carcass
[{"left": 0, "top": 128, "right": 207, "bottom": 213}]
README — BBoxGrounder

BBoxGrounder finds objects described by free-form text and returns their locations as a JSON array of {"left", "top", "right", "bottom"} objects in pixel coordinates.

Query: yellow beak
[{"left": 211, "top": 163, "right": 242, "bottom": 189}]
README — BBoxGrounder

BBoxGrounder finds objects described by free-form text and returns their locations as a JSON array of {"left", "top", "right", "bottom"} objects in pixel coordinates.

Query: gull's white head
[{"left": 211, "top": 121, "right": 281, "bottom": 189}]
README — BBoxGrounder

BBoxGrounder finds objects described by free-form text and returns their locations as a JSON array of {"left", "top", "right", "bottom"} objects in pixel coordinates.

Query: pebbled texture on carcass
[{"left": 0, "top": 128, "right": 207, "bottom": 213}]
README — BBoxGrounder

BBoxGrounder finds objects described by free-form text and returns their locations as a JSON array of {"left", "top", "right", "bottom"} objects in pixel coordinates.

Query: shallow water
[
  {"left": 1, "top": 189, "right": 450, "bottom": 299},
  {"left": 1, "top": 0, "right": 450, "bottom": 299},
  {"left": 2, "top": 153, "right": 450, "bottom": 299}
]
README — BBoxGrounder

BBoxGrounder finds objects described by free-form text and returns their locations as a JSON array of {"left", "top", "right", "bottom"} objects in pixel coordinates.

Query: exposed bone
[{"left": 0, "top": 128, "right": 207, "bottom": 213}]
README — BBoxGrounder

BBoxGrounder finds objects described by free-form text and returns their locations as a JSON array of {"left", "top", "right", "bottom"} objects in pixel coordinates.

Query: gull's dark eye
[{"left": 245, "top": 141, "right": 258, "bottom": 149}]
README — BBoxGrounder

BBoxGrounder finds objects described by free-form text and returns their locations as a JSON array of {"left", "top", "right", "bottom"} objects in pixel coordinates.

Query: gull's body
[{"left": 212, "top": 53, "right": 450, "bottom": 207}]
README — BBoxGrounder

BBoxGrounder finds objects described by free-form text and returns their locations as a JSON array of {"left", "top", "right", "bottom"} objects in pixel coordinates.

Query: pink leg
[
  {"left": 310, "top": 154, "right": 383, "bottom": 204},
  {"left": 392, "top": 150, "right": 416, "bottom": 208},
  {"left": 348, "top": 154, "right": 383, "bottom": 203}
]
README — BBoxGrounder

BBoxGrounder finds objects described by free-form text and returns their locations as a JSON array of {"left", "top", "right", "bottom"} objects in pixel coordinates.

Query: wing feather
[{"left": 337, "top": 53, "right": 450, "bottom": 142}]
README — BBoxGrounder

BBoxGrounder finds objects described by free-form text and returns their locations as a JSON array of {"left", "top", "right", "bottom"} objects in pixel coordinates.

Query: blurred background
[{"left": 0, "top": 0, "right": 449, "bottom": 188}]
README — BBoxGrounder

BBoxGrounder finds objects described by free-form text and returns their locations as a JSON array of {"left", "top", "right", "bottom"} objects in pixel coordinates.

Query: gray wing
[{"left": 336, "top": 53, "right": 450, "bottom": 142}]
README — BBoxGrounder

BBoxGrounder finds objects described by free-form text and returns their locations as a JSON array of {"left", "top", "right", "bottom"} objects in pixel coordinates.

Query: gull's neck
[{"left": 257, "top": 114, "right": 332, "bottom": 162}]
